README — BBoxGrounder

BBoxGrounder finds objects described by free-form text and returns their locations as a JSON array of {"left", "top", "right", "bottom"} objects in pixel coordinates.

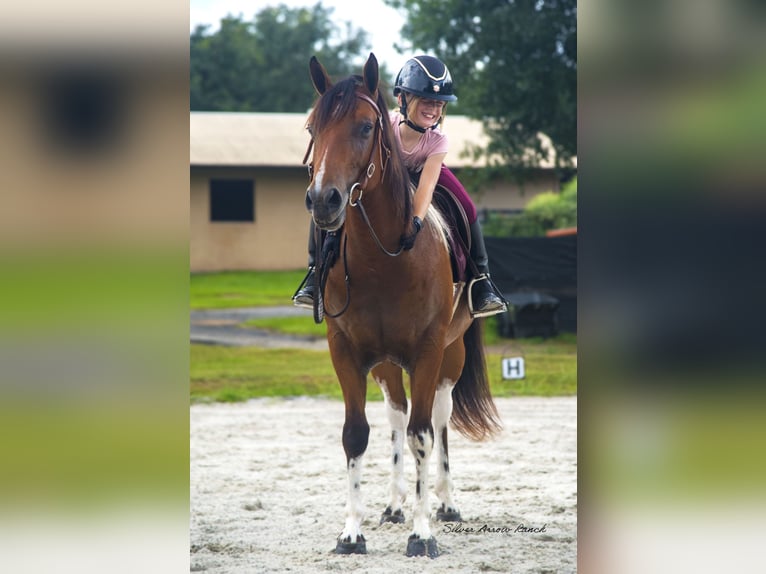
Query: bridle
[
  {"left": 302, "top": 89, "right": 406, "bottom": 323},
  {"left": 303, "top": 90, "right": 404, "bottom": 258}
]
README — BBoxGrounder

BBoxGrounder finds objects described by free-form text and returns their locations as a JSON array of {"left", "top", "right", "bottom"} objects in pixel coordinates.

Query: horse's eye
[
  {"left": 306, "top": 125, "right": 314, "bottom": 137},
  {"left": 360, "top": 122, "right": 373, "bottom": 137}
]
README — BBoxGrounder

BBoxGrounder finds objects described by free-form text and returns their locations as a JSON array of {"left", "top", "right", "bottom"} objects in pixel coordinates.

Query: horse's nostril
[
  {"left": 305, "top": 190, "right": 313, "bottom": 211},
  {"left": 327, "top": 188, "right": 343, "bottom": 211}
]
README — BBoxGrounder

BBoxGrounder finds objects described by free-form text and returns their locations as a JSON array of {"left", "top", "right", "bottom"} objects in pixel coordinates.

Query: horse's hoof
[
  {"left": 436, "top": 504, "right": 463, "bottom": 522},
  {"left": 405, "top": 535, "right": 439, "bottom": 558},
  {"left": 380, "top": 506, "right": 405, "bottom": 524},
  {"left": 335, "top": 535, "right": 367, "bottom": 555}
]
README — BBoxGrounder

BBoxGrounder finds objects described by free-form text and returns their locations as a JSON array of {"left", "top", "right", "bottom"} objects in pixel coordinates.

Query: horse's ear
[
  {"left": 363, "top": 53, "right": 379, "bottom": 96},
  {"left": 309, "top": 56, "right": 332, "bottom": 95}
]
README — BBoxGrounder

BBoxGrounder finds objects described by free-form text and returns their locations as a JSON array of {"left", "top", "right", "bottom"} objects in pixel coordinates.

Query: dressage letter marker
[{"left": 501, "top": 357, "right": 525, "bottom": 380}]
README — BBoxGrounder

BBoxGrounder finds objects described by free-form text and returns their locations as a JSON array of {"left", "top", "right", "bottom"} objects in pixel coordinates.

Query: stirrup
[
  {"left": 467, "top": 274, "right": 507, "bottom": 318},
  {"left": 292, "top": 266, "right": 315, "bottom": 309}
]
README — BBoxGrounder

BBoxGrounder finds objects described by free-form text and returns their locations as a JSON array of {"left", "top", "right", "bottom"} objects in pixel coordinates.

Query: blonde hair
[{"left": 400, "top": 94, "right": 448, "bottom": 129}]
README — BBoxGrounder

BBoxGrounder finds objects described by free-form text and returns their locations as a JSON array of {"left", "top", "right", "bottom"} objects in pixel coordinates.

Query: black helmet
[{"left": 393, "top": 55, "right": 457, "bottom": 102}]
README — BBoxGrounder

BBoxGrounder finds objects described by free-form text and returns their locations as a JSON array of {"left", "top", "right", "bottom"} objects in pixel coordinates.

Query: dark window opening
[
  {"left": 210, "top": 179, "right": 254, "bottom": 222},
  {"left": 39, "top": 65, "right": 127, "bottom": 156}
]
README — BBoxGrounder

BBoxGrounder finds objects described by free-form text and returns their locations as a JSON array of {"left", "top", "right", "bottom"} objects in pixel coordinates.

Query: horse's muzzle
[{"left": 306, "top": 186, "right": 347, "bottom": 231}]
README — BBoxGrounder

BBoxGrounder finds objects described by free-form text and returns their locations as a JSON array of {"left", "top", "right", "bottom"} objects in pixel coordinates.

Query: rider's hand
[{"left": 400, "top": 216, "right": 422, "bottom": 251}]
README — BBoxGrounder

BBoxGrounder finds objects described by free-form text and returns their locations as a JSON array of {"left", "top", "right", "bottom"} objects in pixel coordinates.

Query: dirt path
[
  {"left": 190, "top": 307, "right": 328, "bottom": 350},
  {"left": 190, "top": 396, "right": 577, "bottom": 573}
]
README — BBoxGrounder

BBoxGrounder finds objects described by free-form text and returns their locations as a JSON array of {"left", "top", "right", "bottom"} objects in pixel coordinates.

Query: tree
[
  {"left": 191, "top": 3, "right": 379, "bottom": 112},
  {"left": 385, "top": 0, "right": 576, "bottom": 172}
]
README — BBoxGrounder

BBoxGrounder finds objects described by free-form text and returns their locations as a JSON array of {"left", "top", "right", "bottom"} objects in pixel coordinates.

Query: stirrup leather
[{"left": 467, "top": 274, "right": 507, "bottom": 318}]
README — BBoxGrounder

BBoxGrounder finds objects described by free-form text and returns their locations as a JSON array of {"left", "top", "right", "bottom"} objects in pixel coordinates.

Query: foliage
[
  {"left": 386, "top": 0, "right": 576, "bottom": 171},
  {"left": 191, "top": 4, "right": 384, "bottom": 112},
  {"left": 483, "top": 177, "right": 577, "bottom": 237}
]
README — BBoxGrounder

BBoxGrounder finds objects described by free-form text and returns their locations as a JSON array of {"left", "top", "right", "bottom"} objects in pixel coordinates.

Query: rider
[{"left": 293, "top": 55, "right": 506, "bottom": 317}]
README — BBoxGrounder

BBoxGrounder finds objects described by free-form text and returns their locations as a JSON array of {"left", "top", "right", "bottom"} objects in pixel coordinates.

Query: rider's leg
[
  {"left": 292, "top": 220, "right": 317, "bottom": 308},
  {"left": 468, "top": 219, "right": 507, "bottom": 317},
  {"left": 437, "top": 167, "right": 506, "bottom": 318}
]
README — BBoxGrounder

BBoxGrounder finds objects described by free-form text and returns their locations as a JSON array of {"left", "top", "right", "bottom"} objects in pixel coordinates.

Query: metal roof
[{"left": 190, "top": 111, "right": 494, "bottom": 168}]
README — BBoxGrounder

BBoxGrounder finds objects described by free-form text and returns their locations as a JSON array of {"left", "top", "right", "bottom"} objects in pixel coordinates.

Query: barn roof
[
  {"left": 190, "top": 111, "right": 570, "bottom": 169},
  {"left": 190, "top": 111, "right": 501, "bottom": 169}
]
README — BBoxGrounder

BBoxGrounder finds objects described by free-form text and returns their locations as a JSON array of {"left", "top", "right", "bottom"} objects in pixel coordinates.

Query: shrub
[{"left": 483, "top": 177, "right": 577, "bottom": 237}]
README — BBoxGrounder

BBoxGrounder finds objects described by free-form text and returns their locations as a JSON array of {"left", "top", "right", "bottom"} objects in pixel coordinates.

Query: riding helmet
[{"left": 393, "top": 55, "right": 457, "bottom": 102}]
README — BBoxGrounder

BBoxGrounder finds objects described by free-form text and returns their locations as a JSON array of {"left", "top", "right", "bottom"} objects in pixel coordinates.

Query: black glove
[{"left": 400, "top": 216, "right": 422, "bottom": 251}]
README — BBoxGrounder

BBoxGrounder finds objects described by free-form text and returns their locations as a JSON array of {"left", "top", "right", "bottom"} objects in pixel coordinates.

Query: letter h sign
[{"left": 501, "top": 357, "right": 525, "bottom": 380}]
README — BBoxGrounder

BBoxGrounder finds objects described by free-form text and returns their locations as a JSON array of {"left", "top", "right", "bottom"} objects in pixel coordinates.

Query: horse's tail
[{"left": 450, "top": 320, "right": 503, "bottom": 441}]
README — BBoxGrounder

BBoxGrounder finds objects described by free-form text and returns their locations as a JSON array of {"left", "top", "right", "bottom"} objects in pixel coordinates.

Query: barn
[{"left": 190, "top": 112, "right": 564, "bottom": 272}]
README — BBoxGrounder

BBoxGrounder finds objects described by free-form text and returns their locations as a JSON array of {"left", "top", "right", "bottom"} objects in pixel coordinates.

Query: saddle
[{"left": 431, "top": 184, "right": 474, "bottom": 284}]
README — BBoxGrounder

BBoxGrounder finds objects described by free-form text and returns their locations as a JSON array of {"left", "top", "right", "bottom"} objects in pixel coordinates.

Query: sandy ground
[{"left": 190, "top": 396, "right": 577, "bottom": 573}]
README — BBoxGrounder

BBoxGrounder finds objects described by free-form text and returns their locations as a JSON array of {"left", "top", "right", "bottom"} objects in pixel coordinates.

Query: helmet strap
[
  {"left": 400, "top": 118, "right": 427, "bottom": 134},
  {"left": 399, "top": 93, "right": 440, "bottom": 134}
]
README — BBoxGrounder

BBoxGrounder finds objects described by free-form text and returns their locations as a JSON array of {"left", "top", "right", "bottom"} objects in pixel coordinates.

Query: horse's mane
[{"left": 309, "top": 75, "right": 413, "bottom": 225}]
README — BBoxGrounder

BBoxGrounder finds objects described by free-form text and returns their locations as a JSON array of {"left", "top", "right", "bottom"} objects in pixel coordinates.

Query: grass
[
  {"left": 191, "top": 270, "right": 306, "bottom": 309},
  {"left": 191, "top": 345, "right": 361, "bottom": 402},
  {"left": 191, "top": 333, "right": 576, "bottom": 402},
  {"left": 190, "top": 270, "right": 577, "bottom": 401}
]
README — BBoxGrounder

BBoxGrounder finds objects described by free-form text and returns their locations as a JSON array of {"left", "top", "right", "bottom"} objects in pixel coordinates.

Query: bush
[{"left": 483, "top": 177, "right": 577, "bottom": 238}]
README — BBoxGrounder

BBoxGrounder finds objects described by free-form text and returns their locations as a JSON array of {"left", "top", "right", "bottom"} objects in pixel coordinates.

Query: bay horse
[{"left": 303, "top": 53, "right": 501, "bottom": 558}]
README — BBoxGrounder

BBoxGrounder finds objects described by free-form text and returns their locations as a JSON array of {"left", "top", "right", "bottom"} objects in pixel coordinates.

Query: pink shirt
[{"left": 389, "top": 111, "right": 449, "bottom": 173}]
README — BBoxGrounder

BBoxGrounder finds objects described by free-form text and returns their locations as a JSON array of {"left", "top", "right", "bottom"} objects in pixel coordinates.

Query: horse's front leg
[
  {"left": 329, "top": 336, "right": 370, "bottom": 555},
  {"left": 405, "top": 344, "right": 445, "bottom": 558},
  {"left": 433, "top": 338, "right": 465, "bottom": 522},
  {"left": 371, "top": 362, "right": 408, "bottom": 525}
]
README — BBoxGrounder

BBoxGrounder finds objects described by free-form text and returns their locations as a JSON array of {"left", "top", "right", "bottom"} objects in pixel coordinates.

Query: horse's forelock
[{"left": 312, "top": 76, "right": 362, "bottom": 133}]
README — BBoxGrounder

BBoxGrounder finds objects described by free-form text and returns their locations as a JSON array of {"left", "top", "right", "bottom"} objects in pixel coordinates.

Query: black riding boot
[
  {"left": 292, "top": 221, "right": 317, "bottom": 309},
  {"left": 468, "top": 219, "right": 507, "bottom": 317}
]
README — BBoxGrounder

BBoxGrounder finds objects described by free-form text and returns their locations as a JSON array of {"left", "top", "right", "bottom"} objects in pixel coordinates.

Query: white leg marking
[
  {"left": 433, "top": 380, "right": 459, "bottom": 514},
  {"left": 408, "top": 429, "right": 434, "bottom": 540},
  {"left": 339, "top": 456, "right": 365, "bottom": 542},
  {"left": 375, "top": 378, "right": 408, "bottom": 513}
]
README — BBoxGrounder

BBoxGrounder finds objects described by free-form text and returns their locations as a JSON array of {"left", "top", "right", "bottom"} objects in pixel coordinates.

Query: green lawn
[
  {"left": 191, "top": 335, "right": 576, "bottom": 402},
  {"left": 190, "top": 270, "right": 577, "bottom": 401},
  {"left": 191, "top": 270, "right": 306, "bottom": 309}
]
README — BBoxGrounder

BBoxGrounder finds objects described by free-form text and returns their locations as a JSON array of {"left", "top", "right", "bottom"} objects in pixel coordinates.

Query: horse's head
[{"left": 304, "top": 53, "right": 385, "bottom": 231}]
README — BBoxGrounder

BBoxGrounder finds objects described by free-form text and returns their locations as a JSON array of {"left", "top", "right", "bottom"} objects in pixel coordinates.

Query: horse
[{"left": 302, "top": 52, "right": 501, "bottom": 558}]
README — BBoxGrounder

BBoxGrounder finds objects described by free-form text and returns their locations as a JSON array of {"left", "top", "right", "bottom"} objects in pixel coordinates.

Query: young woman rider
[{"left": 294, "top": 55, "right": 506, "bottom": 317}]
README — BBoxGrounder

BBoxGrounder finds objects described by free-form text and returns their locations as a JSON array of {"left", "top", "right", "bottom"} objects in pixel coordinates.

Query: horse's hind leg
[
  {"left": 372, "top": 362, "right": 407, "bottom": 525},
  {"left": 433, "top": 338, "right": 465, "bottom": 522}
]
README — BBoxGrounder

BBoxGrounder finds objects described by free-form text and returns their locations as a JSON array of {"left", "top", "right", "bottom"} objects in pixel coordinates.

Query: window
[
  {"left": 209, "top": 179, "right": 254, "bottom": 222},
  {"left": 39, "top": 65, "right": 127, "bottom": 156}
]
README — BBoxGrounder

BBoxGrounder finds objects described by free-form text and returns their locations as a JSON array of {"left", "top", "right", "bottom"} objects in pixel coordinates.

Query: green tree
[
  {"left": 191, "top": 3, "right": 378, "bottom": 112},
  {"left": 386, "top": 0, "right": 576, "bottom": 172}
]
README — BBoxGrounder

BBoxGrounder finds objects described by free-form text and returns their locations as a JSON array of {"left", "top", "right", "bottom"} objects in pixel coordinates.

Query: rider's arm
[{"left": 412, "top": 152, "right": 446, "bottom": 221}]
